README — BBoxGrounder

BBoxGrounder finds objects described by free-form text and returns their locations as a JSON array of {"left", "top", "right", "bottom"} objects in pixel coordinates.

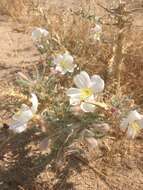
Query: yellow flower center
[
  {"left": 94, "top": 32, "right": 101, "bottom": 39},
  {"left": 80, "top": 88, "right": 93, "bottom": 100},
  {"left": 130, "top": 121, "right": 140, "bottom": 133},
  {"left": 60, "top": 60, "right": 68, "bottom": 69}
]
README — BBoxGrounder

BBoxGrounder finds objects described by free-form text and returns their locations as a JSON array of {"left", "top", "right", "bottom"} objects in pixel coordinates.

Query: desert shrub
[{"left": 1, "top": 0, "right": 143, "bottom": 163}]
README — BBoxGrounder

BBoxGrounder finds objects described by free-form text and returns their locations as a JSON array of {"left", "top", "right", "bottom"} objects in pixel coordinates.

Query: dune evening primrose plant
[
  {"left": 32, "top": 28, "right": 49, "bottom": 42},
  {"left": 90, "top": 24, "right": 102, "bottom": 41},
  {"left": 120, "top": 110, "right": 143, "bottom": 138},
  {"left": 53, "top": 52, "right": 75, "bottom": 74},
  {"left": 9, "top": 93, "right": 38, "bottom": 133},
  {"left": 67, "top": 71, "right": 104, "bottom": 112}
]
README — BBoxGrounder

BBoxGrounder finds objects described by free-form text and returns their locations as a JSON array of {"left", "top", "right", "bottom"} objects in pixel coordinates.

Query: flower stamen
[
  {"left": 60, "top": 60, "right": 68, "bottom": 69},
  {"left": 80, "top": 88, "right": 93, "bottom": 100},
  {"left": 130, "top": 121, "right": 140, "bottom": 133}
]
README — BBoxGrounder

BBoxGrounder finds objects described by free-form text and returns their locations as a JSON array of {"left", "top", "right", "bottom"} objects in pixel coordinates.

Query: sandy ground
[{"left": 0, "top": 15, "right": 39, "bottom": 82}]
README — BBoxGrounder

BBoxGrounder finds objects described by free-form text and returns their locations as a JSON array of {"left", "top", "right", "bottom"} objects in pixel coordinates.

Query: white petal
[
  {"left": 10, "top": 122, "right": 27, "bottom": 133},
  {"left": 138, "top": 119, "right": 143, "bottom": 128},
  {"left": 69, "top": 97, "right": 80, "bottom": 105},
  {"left": 37, "top": 44, "right": 44, "bottom": 49},
  {"left": 66, "top": 62, "right": 75, "bottom": 73},
  {"left": 53, "top": 55, "right": 63, "bottom": 65},
  {"left": 63, "top": 52, "right": 74, "bottom": 64},
  {"left": 67, "top": 88, "right": 81, "bottom": 97},
  {"left": 21, "top": 104, "right": 30, "bottom": 111},
  {"left": 120, "top": 110, "right": 143, "bottom": 137},
  {"left": 120, "top": 110, "right": 142, "bottom": 130},
  {"left": 12, "top": 94, "right": 37, "bottom": 123},
  {"left": 32, "top": 28, "right": 49, "bottom": 41},
  {"left": 31, "top": 93, "right": 38, "bottom": 114},
  {"left": 94, "top": 25, "right": 102, "bottom": 33},
  {"left": 17, "top": 110, "right": 33, "bottom": 123},
  {"left": 80, "top": 102, "right": 95, "bottom": 112},
  {"left": 127, "top": 127, "right": 136, "bottom": 139},
  {"left": 42, "top": 29, "right": 49, "bottom": 37},
  {"left": 54, "top": 52, "right": 75, "bottom": 74},
  {"left": 55, "top": 65, "right": 65, "bottom": 74},
  {"left": 127, "top": 110, "right": 143, "bottom": 124},
  {"left": 32, "top": 28, "right": 42, "bottom": 41},
  {"left": 55, "top": 64, "right": 68, "bottom": 74},
  {"left": 55, "top": 64, "right": 72, "bottom": 74},
  {"left": 12, "top": 104, "right": 29, "bottom": 121},
  {"left": 91, "top": 75, "right": 104, "bottom": 93},
  {"left": 90, "top": 25, "right": 102, "bottom": 41},
  {"left": 67, "top": 88, "right": 81, "bottom": 105},
  {"left": 120, "top": 118, "right": 129, "bottom": 131},
  {"left": 74, "top": 71, "right": 91, "bottom": 88}
]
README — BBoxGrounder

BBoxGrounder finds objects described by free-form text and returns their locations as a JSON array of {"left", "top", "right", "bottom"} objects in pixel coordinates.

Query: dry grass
[
  {"left": 0, "top": 0, "right": 143, "bottom": 103},
  {"left": 0, "top": 0, "right": 27, "bottom": 17},
  {"left": 0, "top": 0, "right": 142, "bottom": 110}
]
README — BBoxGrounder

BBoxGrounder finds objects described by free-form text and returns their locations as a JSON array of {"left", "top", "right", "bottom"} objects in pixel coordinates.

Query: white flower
[
  {"left": 90, "top": 24, "right": 102, "bottom": 41},
  {"left": 9, "top": 93, "right": 38, "bottom": 133},
  {"left": 32, "top": 28, "right": 49, "bottom": 42},
  {"left": 120, "top": 110, "right": 143, "bottom": 138},
  {"left": 53, "top": 52, "right": 75, "bottom": 74},
  {"left": 67, "top": 71, "right": 104, "bottom": 112}
]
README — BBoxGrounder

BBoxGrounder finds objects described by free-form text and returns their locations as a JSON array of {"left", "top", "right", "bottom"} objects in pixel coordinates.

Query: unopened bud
[
  {"left": 91, "top": 123, "right": 110, "bottom": 133},
  {"left": 85, "top": 137, "right": 98, "bottom": 149}
]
